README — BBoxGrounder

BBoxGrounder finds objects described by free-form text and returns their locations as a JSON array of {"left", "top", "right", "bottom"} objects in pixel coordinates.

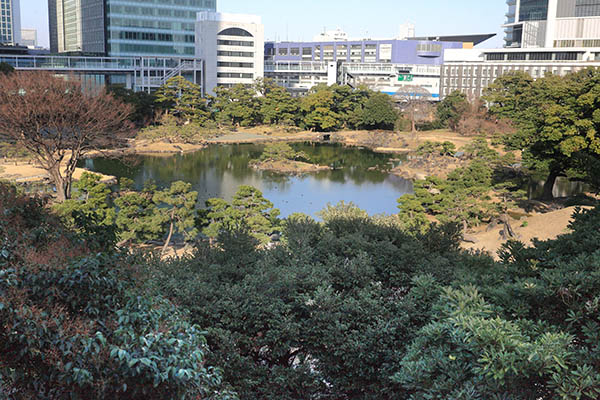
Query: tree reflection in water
[{"left": 81, "top": 143, "right": 413, "bottom": 217}]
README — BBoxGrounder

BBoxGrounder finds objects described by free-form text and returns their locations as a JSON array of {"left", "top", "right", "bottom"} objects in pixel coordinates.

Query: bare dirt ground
[
  {"left": 462, "top": 206, "right": 589, "bottom": 258},
  {"left": 0, "top": 160, "right": 116, "bottom": 183},
  {"left": 250, "top": 159, "right": 331, "bottom": 174},
  {"left": 130, "top": 140, "right": 207, "bottom": 154}
]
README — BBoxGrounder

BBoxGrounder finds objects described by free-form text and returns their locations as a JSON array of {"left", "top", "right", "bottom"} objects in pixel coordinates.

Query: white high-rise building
[
  {"left": 505, "top": 0, "right": 600, "bottom": 48},
  {"left": 0, "top": 0, "right": 20, "bottom": 45},
  {"left": 196, "top": 12, "right": 264, "bottom": 95},
  {"left": 398, "top": 22, "right": 416, "bottom": 40}
]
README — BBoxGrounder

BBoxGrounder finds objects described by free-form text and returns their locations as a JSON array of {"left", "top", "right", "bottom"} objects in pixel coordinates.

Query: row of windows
[
  {"left": 217, "top": 50, "right": 254, "bottom": 57},
  {"left": 106, "top": 5, "right": 201, "bottom": 18},
  {"left": 115, "top": 31, "right": 194, "bottom": 43},
  {"left": 107, "top": 17, "right": 195, "bottom": 32},
  {"left": 108, "top": 0, "right": 215, "bottom": 7},
  {"left": 485, "top": 52, "right": 579, "bottom": 61},
  {"left": 555, "top": 39, "right": 600, "bottom": 48},
  {"left": 445, "top": 65, "right": 584, "bottom": 83},
  {"left": 217, "top": 61, "right": 254, "bottom": 68},
  {"left": 575, "top": 0, "right": 600, "bottom": 17},
  {"left": 416, "top": 43, "right": 442, "bottom": 53},
  {"left": 217, "top": 72, "right": 254, "bottom": 78},
  {"left": 217, "top": 39, "right": 253, "bottom": 47},
  {"left": 107, "top": 42, "right": 195, "bottom": 55}
]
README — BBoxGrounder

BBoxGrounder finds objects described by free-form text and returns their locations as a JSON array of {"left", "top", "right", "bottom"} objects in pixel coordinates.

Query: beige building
[{"left": 441, "top": 47, "right": 600, "bottom": 99}]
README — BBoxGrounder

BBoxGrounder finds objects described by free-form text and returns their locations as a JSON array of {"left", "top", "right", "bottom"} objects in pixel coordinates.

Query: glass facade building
[
  {"left": 52, "top": 0, "right": 104, "bottom": 53},
  {"left": 519, "top": 0, "right": 549, "bottom": 21},
  {"left": 575, "top": 0, "right": 600, "bottom": 17},
  {"left": 0, "top": 0, "right": 20, "bottom": 45},
  {"left": 504, "top": 0, "right": 600, "bottom": 48},
  {"left": 106, "top": 0, "right": 216, "bottom": 57}
]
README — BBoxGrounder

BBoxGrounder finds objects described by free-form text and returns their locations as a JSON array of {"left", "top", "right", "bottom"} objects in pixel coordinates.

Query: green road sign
[{"left": 398, "top": 74, "right": 414, "bottom": 82}]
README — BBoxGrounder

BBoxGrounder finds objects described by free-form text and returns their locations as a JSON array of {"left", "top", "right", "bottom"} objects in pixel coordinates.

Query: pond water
[{"left": 81, "top": 142, "right": 413, "bottom": 218}]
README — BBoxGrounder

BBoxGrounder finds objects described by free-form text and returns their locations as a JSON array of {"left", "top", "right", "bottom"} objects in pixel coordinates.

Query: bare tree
[
  {"left": 0, "top": 72, "right": 133, "bottom": 201},
  {"left": 394, "top": 85, "right": 434, "bottom": 134}
]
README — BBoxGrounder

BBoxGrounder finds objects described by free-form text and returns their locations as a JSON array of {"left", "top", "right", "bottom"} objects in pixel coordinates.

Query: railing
[
  {"left": 265, "top": 61, "right": 328, "bottom": 73},
  {"left": 0, "top": 55, "right": 139, "bottom": 71}
]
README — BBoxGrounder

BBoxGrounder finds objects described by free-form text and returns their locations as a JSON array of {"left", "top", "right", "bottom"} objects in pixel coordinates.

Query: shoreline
[
  {"left": 0, "top": 128, "right": 497, "bottom": 184},
  {"left": 249, "top": 159, "right": 331, "bottom": 174}
]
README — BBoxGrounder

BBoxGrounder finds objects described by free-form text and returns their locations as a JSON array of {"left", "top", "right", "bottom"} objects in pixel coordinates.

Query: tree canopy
[
  {"left": 486, "top": 68, "right": 600, "bottom": 198},
  {"left": 0, "top": 71, "right": 132, "bottom": 201}
]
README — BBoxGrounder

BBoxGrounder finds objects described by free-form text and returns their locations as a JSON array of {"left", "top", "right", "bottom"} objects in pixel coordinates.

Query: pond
[{"left": 81, "top": 142, "right": 414, "bottom": 218}]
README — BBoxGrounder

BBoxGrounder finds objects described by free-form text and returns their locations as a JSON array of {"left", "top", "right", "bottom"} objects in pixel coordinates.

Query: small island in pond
[{"left": 249, "top": 143, "right": 331, "bottom": 174}]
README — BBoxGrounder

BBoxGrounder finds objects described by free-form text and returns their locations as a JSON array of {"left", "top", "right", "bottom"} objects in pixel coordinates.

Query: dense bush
[
  {"left": 0, "top": 184, "right": 234, "bottom": 399},
  {"left": 5, "top": 177, "right": 600, "bottom": 399},
  {"left": 141, "top": 204, "right": 472, "bottom": 399},
  {"left": 143, "top": 201, "right": 600, "bottom": 400}
]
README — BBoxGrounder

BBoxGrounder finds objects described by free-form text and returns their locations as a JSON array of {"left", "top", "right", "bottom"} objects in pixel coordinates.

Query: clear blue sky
[{"left": 21, "top": 0, "right": 506, "bottom": 49}]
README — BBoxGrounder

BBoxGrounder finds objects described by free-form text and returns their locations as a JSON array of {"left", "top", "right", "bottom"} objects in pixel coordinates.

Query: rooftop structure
[{"left": 313, "top": 28, "right": 348, "bottom": 42}]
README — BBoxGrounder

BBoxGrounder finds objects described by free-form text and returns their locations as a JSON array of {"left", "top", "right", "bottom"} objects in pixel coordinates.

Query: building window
[
  {"left": 302, "top": 47, "right": 312, "bottom": 60},
  {"left": 507, "top": 53, "right": 526, "bottom": 61},
  {"left": 218, "top": 51, "right": 254, "bottom": 57},
  {"left": 576, "top": 0, "right": 600, "bottom": 17},
  {"left": 529, "top": 52, "right": 552, "bottom": 61},
  {"left": 217, "top": 61, "right": 254, "bottom": 68},
  {"left": 218, "top": 28, "right": 253, "bottom": 37},
  {"left": 416, "top": 43, "right": 442, "bottom": 53},
  {"left": 218, "top": 72, "right": 254, "bottom": 78},
  {"left": 487, "top": 53, "right": 506, "bottom": 61},
  {"left": 278, "top": 48, "right": 288, "bottom": 56},
  {"left": 290, "top": 47, "right": 300, "bottom": 56},
  {"left": 555, "top": 52, "right": 578, "bottom": 61},
  {"left": 217, "top": 39, "right": 254, "bottom": 47}
]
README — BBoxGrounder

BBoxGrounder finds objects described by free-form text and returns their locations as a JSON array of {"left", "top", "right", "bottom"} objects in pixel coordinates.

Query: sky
[{"left": 21, "top": 0, "right": 507, "bottom": 49}]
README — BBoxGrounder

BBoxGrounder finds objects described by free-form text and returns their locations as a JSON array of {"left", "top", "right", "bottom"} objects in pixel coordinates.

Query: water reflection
[
  {"left": 81, "top": 143, "right": 413, "bottom": 217},
  {"left": 529, "top": 177, "right": 589, "bottom": 199}
]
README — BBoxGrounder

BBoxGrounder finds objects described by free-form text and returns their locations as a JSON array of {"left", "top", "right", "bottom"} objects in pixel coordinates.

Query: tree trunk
[
  {"left": 542, "top": 168, "right": 560, "bottom": 200},
  {"left": 161, "top": 209, "right": 176, "bottom": 255},
  {"left": 48, "top": 165, "right": 68, "bottom": 202}
]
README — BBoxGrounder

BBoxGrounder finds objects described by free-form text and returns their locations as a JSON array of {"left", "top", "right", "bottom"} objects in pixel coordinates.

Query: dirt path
[
  {"left": 462, "top": 206, "right": 588, "bottom": 257},
  {"left": 0, "top": 161, "right": 116, "bottom": 184}
]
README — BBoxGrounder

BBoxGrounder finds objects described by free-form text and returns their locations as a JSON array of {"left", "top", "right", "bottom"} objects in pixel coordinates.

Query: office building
[
  {"left": 51, "top": 0, "right": 104, "bottom": 53},
  {"left": 265, "top": 35, "right": 494, "bottom": 99},
  {"left": 441, "top": 47, "right": 600, "bottom": 98},
  {"left": 49, "top": 0, "right": 217, "bottom": 56},
  {"left": 20, "top": 28, "right": 36, "bottom": 48},
  {"left": 0, "top": 0, "right": 20, "bottom": 45},
  {"left": 106, "top": 0, "right": 215, "bottom": 57},
  {"left": 505, "top": 0, "right": 600, "bottom": 48},
  {"left": 440, "top": 0, "right": 600, "bottom": 99},
  {"left": 196, "top": 12, "right": 264, "bottom": 95}
]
